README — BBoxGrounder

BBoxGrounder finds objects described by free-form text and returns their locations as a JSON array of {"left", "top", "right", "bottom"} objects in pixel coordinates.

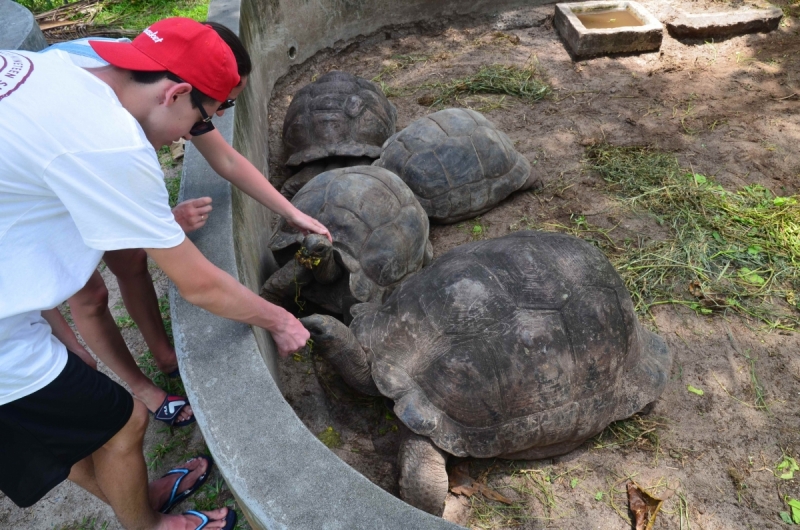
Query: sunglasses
[{"left": 187, "top": 94, "right": 236, "bottom": 137}]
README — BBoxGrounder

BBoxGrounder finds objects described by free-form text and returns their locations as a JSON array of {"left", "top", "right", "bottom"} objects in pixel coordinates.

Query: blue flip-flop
[
  {"left": 150, "top": 394, "right": 195, "bottom": 428},
  {"left": 184, "top": 508, "right": 237, "bottom": 530},
  {"left": 167, "top": 368, "right": 181, "bottom": 378},
  {"left": 159, "top": 455, "right": 214, "bottom": 513}
]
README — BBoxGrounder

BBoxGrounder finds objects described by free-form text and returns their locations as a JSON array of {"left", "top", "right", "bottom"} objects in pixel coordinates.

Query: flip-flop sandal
[
  {"left": 167, "top": 368, "right": 181, "bottom": 379},
  {"left": 184, "top": 508, "right": 237, "bottom": 530},
  {"left": 159, "top": 455, "right": 214, "bottom": 513},
  {"left": 150, "top": 394, "right": 195, "bottom": 428}
]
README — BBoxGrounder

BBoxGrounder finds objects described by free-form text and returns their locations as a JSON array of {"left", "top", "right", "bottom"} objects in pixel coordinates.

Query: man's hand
[
  {"left": 173, "top": 197, "right": 213, "bottom": 233},
  {"left": 286, "top": 211, "right": 332, "bottom": 242},
  {"left": 272, "top": 311, "right": 311, "bottom": 357}
]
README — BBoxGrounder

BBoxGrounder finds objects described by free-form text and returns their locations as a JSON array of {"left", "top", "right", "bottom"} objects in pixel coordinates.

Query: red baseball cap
[{"left": 89, "top": 18, "right": 239, "bottom": 102}]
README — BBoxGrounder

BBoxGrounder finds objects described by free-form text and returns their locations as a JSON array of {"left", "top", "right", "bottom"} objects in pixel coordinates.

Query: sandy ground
[{"left": 269, "top": 1, "right": 800, "bottom": 528}]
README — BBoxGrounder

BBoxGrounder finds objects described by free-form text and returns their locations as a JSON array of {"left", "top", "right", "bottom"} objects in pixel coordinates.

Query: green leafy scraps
[
  {"left": 777, "top": 456, "right": 800, "bottom": 480},
  {"left": 687, "top": 385, "right": 704, "bottom": 396},
  {"left": 785, "top": 496, "right": 800, "bottom": 524}
]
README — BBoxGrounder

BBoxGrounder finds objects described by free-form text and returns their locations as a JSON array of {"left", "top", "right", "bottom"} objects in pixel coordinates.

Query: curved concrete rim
[{"left": 172, "top": 0, "right": 552, "bottom": 527}]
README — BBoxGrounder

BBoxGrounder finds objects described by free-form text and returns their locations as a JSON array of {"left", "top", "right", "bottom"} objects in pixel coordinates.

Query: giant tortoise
[
  {"left": 300, "top": 231, "right": 672, "bottom": 515},
  {"left": 374, "top": 107, "right": 539, "bottom": 224},
  {"left": 280, "top": 71, "right": 397, "bottom": 198},
  {"left": 261, "top": 165, "right": 431, "bottom": 319}
]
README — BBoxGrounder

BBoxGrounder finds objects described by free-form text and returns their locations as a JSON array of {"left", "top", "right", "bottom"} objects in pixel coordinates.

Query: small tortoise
[
  {"left": 280, "top": 71, "right": 397, "bottom": 198},
  {"left": 374, "top": 107, "right": 540, "bottom": 224},
  {"left": 301, "top": 231, "right": 672, "bottom": 515},
  {"left": 261, "top": 165, "right": 432, "bottom": 319}
]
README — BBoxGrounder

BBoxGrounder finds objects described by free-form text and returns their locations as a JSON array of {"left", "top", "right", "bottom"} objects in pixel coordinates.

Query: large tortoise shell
[
  {"left": 374, "top": 108, "right": 531, "bottom": 224},
  {"left": 270, "top": 165, "right": 430, "bottom": 305},
  {"left": 283, "top": 71, "right": 397, "bottom": 167},
  {"left": 352, "top": 231, "right": 671, "bottom": 458}
]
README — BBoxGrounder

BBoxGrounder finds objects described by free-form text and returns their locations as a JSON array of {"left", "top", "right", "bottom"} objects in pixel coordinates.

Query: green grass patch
[
  {"left": 18, "top": 0, "right": 208, "bottom": 32},
  {"left": 422, "top": 64, "right": 550, "bottom": 107},
  {"left": 114, "top": 314, "right": 136, "bottom": 329},
  {"left": 581, "top": 144, "right": 800, "bottom": 329}
]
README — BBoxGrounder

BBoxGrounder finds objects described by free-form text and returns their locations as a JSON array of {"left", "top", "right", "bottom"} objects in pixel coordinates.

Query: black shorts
[{"left": 0, "top": 351, "right": 133, "bottom": 507}]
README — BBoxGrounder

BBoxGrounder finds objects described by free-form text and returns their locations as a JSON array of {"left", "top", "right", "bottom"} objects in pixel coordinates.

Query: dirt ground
[{"left": 269, "top": 1, "right": 800, "bottom": 529}]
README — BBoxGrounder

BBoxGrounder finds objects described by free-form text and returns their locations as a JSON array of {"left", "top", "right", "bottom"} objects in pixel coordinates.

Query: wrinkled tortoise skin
[
  {"left": 374, "top": 108, "right": 534, "bottom": 224},
  {"left": 283, "top": 71, "right": 398, "bottom": 167},
  {"left": 352, "top": 231, "right": 672, "bottom": 459},
  {"left": 270, "top": 165, "right": 431, "bottom": 313}
]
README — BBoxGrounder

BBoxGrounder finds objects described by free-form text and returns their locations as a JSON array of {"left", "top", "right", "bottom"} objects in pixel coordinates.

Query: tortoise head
[{"left": 617, "top": 326, "right": 673, "bottom": 419}]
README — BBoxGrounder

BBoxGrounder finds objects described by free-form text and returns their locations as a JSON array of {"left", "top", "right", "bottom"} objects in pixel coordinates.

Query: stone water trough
[
  {"left": 554, "top": 0, "right": 663, "bottom": 58},
  {"left": 173, "top": 0, "right": 562, "bottom": 528}
]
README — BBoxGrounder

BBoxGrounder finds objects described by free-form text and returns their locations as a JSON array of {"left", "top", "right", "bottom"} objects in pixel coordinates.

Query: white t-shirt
[{"left": 0, "top": 49, "right": 185, "bottom": 405}]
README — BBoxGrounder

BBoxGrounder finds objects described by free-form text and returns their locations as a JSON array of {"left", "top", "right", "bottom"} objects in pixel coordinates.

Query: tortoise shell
[
  {"left": 351, "top": 231, "right": 672, "bottom": 458},
  {"left": 283, "top": 71, "right": 397, "bottom": 167},
  {"left": 374, "top": 108, "right": 532, "bottom": 224},
  {"left": 270, "top": 165, "right": 430, "bottom": 308}
]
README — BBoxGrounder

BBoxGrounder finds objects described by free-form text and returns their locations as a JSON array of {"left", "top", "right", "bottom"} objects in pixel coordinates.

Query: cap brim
[{"left": 89, "top": 40, "right": 165, "bottom": 71}]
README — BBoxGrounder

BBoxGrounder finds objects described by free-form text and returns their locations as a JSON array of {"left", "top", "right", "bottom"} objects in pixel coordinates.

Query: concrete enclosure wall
[{"left": 173, "top": 0, "right": 552, "bottom": 528}]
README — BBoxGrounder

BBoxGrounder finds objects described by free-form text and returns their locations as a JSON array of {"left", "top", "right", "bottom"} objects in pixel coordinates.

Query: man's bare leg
[
  {"left": 104, "top": 249, "right": 178, "bottom": 375},
  {"left": 68, "top": 400, "right": 230, "bottom": 530},
  {"left": 68, "top": 271, "right": 192, "bottom": 423}
]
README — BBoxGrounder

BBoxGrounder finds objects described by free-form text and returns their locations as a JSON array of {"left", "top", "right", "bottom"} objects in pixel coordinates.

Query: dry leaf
[
  {"left": 688, "top": 280, "right": 729, "bottom": 311},
  {"left": 170, "top": 139, "right": 186, "bottom": 160},
  {"left": 627, "top": 481, "right": 664, "bottom": 530},
  {"left": 448, "top": 462, "right": 512, "bottom": 505}
]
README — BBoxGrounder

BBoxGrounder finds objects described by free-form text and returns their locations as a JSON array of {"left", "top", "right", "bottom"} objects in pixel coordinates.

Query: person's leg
[
  {"left": 103, "top": 249, "right": 177, "bottom": 375},
  {"left": 68, "top": 398, "right": 231, "bottom": 530},
  {"left": 68, "top": 270, "right": 192, "bottom": 423}
]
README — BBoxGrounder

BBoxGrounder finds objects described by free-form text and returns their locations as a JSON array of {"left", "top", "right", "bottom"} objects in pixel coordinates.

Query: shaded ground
[{"left": 270, "top": 1, "right": 800, "bottom": 528}]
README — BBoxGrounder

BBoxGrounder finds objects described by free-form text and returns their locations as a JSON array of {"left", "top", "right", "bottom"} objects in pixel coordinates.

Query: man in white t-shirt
[{"left": 0, "top": 18, "right": 309, "bottom": 530}]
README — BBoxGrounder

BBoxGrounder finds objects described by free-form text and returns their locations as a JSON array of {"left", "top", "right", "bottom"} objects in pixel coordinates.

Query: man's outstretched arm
[{"left": 146, "top": 238, "right": 308, "bottom": 357}]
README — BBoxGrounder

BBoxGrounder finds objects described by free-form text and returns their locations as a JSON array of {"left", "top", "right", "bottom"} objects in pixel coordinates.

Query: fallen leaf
[
  {"left": 687, "top": 280, "right": 729, "bottom": 311},
  {"left": 787, "top": 496, "right": 800, "bottom": 524},
  {"left": 687, "top": 385, "right": 704, "bottom": 396},
  {"left": 448, "top": 462, "right": 512, "bottom": 504},
  {"left": 170, "top": 139, "right": 185, "bottom": 160},
  {"left": 627, "top": 481, "right": 664, "bottom": 530},
  {"left": 776, "top": 456, "right": 799, "bottom": 480}
]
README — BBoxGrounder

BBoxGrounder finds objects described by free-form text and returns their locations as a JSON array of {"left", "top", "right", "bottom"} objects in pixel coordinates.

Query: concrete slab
[
  {"left": 666, "top": 7, "right": 783, "bottom": 40},
  {"left": 554, "top": 1, "right": 662, "bottom": 59},
  {"left": 0, "top": 0, "right": 47, "bottom": 51}
]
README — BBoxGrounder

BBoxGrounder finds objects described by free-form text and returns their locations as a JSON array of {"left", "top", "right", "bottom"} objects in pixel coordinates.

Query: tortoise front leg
[
  {"left": 260, "top": 259, "right": 314, "bottom": 306},
  {"left": 300, "top": 314, "right": 381, "bottom": 396},
  {"left": 398, "top": 431, "right": 449, "bottom": 516}
]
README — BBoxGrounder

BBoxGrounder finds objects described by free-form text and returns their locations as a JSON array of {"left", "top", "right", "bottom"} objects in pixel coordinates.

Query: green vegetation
[
  {"left": 114, "top": 314, "right": 136, "bottom": 329},
  {"left": 574, "top": 144, "right": 800, "bottom": 329},
  {"left": 422, "top": 64, "right": 550, "bottom": 107},
  {"left": 17, "top": 0, "right": 208, "bottom": 32},
  {"left": 317, "top": 426, "right": 343, "bottom": 448}
]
